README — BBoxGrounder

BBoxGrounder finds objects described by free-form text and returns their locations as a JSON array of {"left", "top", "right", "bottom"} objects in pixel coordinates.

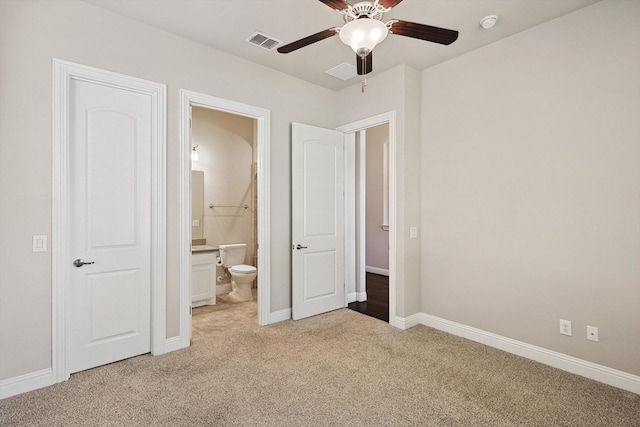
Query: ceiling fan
[{"left": 277, "top": 0, "right": 459, "bottom": 77}]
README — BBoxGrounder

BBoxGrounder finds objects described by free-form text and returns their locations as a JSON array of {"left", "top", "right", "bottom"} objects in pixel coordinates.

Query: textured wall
[
  {"left": 0, "top": 0, "right": 337, "bottom": 380},
  {"left": 420, "top": 0, "right": 640, "bottom": 375}
]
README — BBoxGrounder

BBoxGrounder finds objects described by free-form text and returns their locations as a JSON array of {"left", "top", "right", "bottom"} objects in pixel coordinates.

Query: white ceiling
[{"left": 84, "top": 0, "right": 601, "bottom": 91}]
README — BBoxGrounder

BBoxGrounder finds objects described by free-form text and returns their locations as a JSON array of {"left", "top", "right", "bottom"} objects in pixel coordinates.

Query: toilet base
[{"left": 229, "top": 282, "right": 253, "bottom": 302}]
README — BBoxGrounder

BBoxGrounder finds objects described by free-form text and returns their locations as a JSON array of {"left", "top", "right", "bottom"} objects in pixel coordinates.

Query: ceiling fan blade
[
  {"left": 277, "top": 28, "right": 339, "bottom": 54},
  {"left": 378, "top": 0, "right": 404, "bottom": 8},
  {"left": 356, "top": 52, "right": 373, "bottom": 75},
  {"left": 319, "top": 0, "right": 350, "bottom": 12},
  {"left": 388, "top": 20, "right": 458, "bottom": 45}
]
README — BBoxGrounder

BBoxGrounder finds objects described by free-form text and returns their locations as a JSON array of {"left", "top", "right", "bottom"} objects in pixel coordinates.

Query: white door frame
[
  {"left": 338, "top": 111, "right": 397, "bottom": 327},
  {"left": 356, "top": 130, "right": 367, "bottom": 301},
  {"left": 52, "top": 59, "right": 167, "bottom": 382},
  {"left": 179, "top": 90, "right": 271, "bottom": 343}
]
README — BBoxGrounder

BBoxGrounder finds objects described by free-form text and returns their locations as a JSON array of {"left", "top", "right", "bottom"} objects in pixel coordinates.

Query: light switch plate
[
  {"left": 33, "top": 235, "right": 47, "bottom": 252},
  {"left": 409, "top": 227, "right": 418, "bottom": 238},
  {"left": 192, "top": 219, "right": 200, "bottom": 227}
]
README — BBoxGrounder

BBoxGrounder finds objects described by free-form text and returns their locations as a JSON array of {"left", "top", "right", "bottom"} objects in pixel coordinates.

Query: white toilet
[{"left": 218, "top": 243, "right": 257, "bottom": 302}]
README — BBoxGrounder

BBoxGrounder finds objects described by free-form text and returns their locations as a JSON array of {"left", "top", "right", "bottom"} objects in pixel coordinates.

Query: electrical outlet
[
  {"left": 587, "top": 326, "right": 599, "bottom": 342},
  {"left": 559, "top": 319, "right": 572, "bottom": 336}
]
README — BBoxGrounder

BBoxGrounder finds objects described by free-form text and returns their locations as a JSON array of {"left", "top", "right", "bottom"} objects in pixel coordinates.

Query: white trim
[
  {"left": 52, "top": 59, "right": 167, "bottom": 384},
  {"left": 338, "top": 111, "right": 397, "bottom": 328},
  {"left": 179, "top": 90, "right": 271, "bottom": 335},
  {"left": 163, "top": 336, "right": 183, "bottom": 354},
  {"left": 356, "top": 130, "right": 367, "bottom": 304},
  {"left": 178, "top": 92, "right": 193, "bottom": 348},
  {"left": 268, "top": 308, "right": 291, "bottom": 324},
  {"left": 0, "top": 369, "right": 54, "bottom": 399},
  {"left": 344, "top": 133, "right": 356, "bottom": 305},
  {"left": 365, "top": 266, "right": 389, "bottom": 276},
  {"left": 216, "top": 283, "right": 233, "bottom": 295},
  {"left": 356, "top": 291, "right": 367, "bottom": 302},
  {"left": 394, "top": 313, "right": 423, "bottom": 331},
  {"left": 382, "top": 142, "right": 389, "bottom": 227},
  {"left": 347, "top": 292, "right": 368, "bottom": 303},
  {"left": 397, "top": 312, "right": 640, "bottom": 395}
]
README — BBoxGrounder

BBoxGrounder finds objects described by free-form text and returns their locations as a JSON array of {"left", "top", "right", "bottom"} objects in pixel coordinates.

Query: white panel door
[
  {"left": 68, "top": 78, "right": 152, "bottom": 373},
  {"left": 292, "top": 122, "right": 345, "bottom": 320}
]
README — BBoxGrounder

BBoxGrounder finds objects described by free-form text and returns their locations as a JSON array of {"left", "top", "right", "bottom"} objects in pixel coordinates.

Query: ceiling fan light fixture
[{"left": 339, "top": 19, "right": 388, "bottom": 57}]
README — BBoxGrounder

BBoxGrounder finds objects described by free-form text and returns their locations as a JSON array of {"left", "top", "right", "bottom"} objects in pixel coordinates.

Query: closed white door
[
  {"left": 68, "top": 78, "right": 152, "bottom": 373},
  {"left": 292, "top": 122, "right": 345, "bottom": 320}
]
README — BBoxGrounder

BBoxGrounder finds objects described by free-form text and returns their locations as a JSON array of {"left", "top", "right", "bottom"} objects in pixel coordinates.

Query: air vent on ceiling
[
  {"left": 246, "top": 32, "right": 282, "bottom": 51},
  {"left": 325, "top": 62, "right": 358, "bottom": 81}
]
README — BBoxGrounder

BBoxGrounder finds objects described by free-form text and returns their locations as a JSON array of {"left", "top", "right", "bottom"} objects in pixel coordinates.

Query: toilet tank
[{"left": 219, "top": 243, "right": 246, "bottom": 266}]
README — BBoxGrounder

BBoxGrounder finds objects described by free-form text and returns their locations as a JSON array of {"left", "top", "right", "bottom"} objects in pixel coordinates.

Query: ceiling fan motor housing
[
  {"left": 343, "top": 2, "right": 387, "bottom": 22},
  {"left": 278, "top": 0, "right": 459, "bottom": 79}
]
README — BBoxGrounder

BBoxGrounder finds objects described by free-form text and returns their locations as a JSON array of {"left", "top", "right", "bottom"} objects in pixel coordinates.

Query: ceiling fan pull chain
[{"left": 361, "top": 55, "right": 367, "bottom": 92}]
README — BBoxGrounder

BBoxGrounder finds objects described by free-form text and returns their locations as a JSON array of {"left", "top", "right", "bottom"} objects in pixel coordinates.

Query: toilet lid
[{"left": 230, "top": 264, "right": 256, "bottom": 274}]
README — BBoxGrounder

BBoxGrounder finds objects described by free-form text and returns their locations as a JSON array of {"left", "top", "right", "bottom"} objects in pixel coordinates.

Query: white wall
[
  {"left": 0, "top": 0, "right": 337, "bottom": 381},
  {"left": 191, "top": 107, "right": 256, "bottom": 267},
  {"left": 3, "top": 0, "right": 638, "bottom": 394},
  {"left": 338, "top": 64, "right": 422, "bottom": 318},
  {"left": 420, "top": 0, "right": 640, "bottom": 375}
]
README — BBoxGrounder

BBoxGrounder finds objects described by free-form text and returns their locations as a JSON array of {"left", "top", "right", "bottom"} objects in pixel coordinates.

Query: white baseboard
[
  {"left": 164, "top": 336, "right": 184, "bottom": 353},
  {"left": 365, "top": 266, "right": 389, "bottom": 276},
  {"left": 216, "top": 283, "right": 232, "bottom": 294},
  {"left": 0, "top": 368, "right": 54, "bottom": 400},
  {"left": 267, "top": 307, "right": 291, "bottom": 324},
  {"left": 9, "top": 312, "right": 635, "bottom": 399},
  {"left": 394, "top": 313, "right": 423, "bottom": 330},
  {"left": 347, "top": 292, "right": 368, "bottom": 303},
  {"left": 396, "top": 312, "right": 640, "bottom": 395},
  {"left": 2, "top": 336, "right": 188, "bottom": 400},
  {"left": 347, "top": 292, "right": 357, "bottom": 303}
]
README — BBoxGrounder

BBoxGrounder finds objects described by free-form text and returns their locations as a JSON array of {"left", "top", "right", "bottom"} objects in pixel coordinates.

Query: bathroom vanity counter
[{"left": 191, "top": 245, "right": 217, "bottom": 253}]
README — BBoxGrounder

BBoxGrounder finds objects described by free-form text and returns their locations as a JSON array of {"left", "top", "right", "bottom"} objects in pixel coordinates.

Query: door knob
[
  {"left": 295, "top": 244, "right": 308, "bottom": 250},
  {"left": 73, "top": 259, "right": 95, "bottom": 267}
]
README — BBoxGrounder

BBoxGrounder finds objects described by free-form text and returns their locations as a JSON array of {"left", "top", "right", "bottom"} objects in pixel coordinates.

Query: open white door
[{"left": 292, "top": 122, "right": 345, "bottom": 320}]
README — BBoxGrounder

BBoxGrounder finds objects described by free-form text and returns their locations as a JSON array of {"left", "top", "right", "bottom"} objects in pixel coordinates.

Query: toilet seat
[{"left": 230, "top": 264, "right": 256, "bottom": 275}]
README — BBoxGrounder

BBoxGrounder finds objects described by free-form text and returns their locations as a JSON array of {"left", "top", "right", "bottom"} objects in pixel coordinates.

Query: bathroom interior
[{"left": 190, "top": 106, "right": 258, "bottom": 319}]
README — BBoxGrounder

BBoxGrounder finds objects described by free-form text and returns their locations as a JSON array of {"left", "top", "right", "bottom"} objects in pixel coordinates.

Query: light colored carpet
[{"left": 1, "top": 294, "right": 639, "bottom": 426}]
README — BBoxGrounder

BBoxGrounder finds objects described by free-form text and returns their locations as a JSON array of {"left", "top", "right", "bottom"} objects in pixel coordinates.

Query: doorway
[
  {"left": 179, "top": 90, "right": 271, "bottom": 348},
  {"left": 338, "top": 111, "right": 397, "bottom": 327},
  {"left": 347, "top": 123, "right": 390, "bottom": 322},
  {"left": 190, "top": 107, "right": 257, "bottom": 308}
]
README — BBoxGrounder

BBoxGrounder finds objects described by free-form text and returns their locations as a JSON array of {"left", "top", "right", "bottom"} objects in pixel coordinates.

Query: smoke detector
[{"left": 480, "top": 15, "right": 499, "bottom": 29}]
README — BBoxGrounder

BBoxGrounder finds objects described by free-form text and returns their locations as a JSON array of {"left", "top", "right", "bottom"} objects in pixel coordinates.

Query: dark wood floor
[{"left": 347, "top": 273, "right": 389, "bottom": 322}]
